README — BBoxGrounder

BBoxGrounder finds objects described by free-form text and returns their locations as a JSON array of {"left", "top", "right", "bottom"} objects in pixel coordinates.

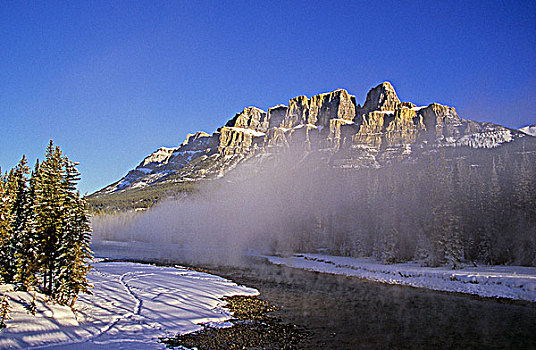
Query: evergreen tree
[
  {"left": 0, "top": 170, "right": 12, "bottom": 283},
  {"left": 7, "top": 156, "right": 31, "bottom": 284},
  {"left": 0, "top": 157, "right": 30, "bottom": 283},
  {"left": 31, "top": 140, "right": 93, "bottom": 302},
  {"left": 34, "top": 141, "right": 66, "bottom": 296},
  {"left": 15, "top": 160, "right": 40, "bottom": 287},
  {"left": 443, "top": 161, "right": 463, "bottom": 269},
  {"left": 0, "top": 295, "right": 13, "bottom": 329},
  {"left": 0, "top": 169, "right": 15, "bottom": 282},
  {"left": 513, "top": 147, "right": 536, "bottom": 265},
  {"left": 56, "top": 159, "right": 93, "bottom": 306},
  {"left": 486, "top": 159, "right": 504, "bottom": 264}
]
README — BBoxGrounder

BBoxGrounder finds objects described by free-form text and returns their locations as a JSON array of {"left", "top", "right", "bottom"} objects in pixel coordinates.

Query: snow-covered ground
[
  {"left": 0, "top": 261, "right": 258, "bottom": 349},
  {"left": 267, "top": 254, "right": 536, "bottom": 302}
]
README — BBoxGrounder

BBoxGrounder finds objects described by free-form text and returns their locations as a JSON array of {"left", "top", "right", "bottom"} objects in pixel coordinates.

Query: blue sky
[{"left": 1, "top": 1, "right": 535, "bottom": 194}]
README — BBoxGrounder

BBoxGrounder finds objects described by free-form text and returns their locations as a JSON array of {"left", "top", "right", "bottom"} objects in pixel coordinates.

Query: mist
[{"left": 91, "top": 146, "right": 536, "bottom": 267}]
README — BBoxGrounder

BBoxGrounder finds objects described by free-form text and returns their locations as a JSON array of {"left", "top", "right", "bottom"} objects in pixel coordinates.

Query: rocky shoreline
[{"left": 160, "top": 295, "right": 309, "bottom": 349}]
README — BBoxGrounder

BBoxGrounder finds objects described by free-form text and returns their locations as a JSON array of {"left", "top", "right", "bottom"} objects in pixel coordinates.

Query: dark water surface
[{"left": 206, "top": 257, "right": 536, "bottom": 350}]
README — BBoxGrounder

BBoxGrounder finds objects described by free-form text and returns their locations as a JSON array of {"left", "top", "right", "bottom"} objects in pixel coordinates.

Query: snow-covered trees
[
  {"left": 0, "top": 296, "right": 12, "bottom": 329},
  {"left": 0, "top": 141, "right": 92, "bottom": 305},
  {"left": 0, "top": 157, "right": 30, "bottom": 283}
]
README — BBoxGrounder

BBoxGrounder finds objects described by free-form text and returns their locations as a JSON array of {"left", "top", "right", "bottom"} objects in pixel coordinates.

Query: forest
[{"left": 92, "top": 142, "right": 536, "bottom": 268}]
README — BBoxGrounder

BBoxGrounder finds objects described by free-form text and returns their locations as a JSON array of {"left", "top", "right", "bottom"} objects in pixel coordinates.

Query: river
[{"left": 207, "top": 257, "right": 536, "bottom": 349}]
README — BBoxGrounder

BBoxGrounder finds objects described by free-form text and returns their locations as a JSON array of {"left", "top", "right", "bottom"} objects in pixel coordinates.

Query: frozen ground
[
  {"left": 0, "top": 261, "right": 258, "bottom": 349},
  {"left": 267, "top": 254, "right": 536, "bottom": 302}
]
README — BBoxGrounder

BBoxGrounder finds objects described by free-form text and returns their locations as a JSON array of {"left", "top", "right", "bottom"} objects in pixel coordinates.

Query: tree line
[
  {"left": 295, "top": 146, "right": 536, "bottom": 267},
  {"left": 90, "top": 140, "right": 536, "bottom": 268},
  {"left": 0, "top": 141, "right": 92, "bottom": 306}
]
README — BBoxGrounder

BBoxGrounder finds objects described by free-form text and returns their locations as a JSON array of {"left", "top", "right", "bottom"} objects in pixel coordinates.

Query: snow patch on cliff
[{"left": 456, "top": 129, "right": 513, "bottom": 148}]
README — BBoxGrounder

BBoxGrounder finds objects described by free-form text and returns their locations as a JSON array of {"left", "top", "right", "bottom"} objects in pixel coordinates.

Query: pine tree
[
  {"left": 0, "top": 295, "right": 13, "bottom": 328},
  {"left": 34, "top": 141, "right": 66, "bottom": 297},
  {"left": 0, "top": 157, "right": 30, "bottom": 283},
  {"left": 513, "top": 146, "right": 536, "bottom": 265},
  {"left": 443, "top": 161, "right": 463, "bottom": 269},
  {"left": 487, "top": 159, "right": 503, "bottom": 264},
  {"left": 6, "top": 156, "right": 31, "bottom": 284},
  {"left": 56, "top": 159, "right": 93, "bottom": 306},
  {"left": 0, "top": 170, "right": 12, "bottom": 284},
  {"left": 424, "top": 154, "right": 463, "bottom": 268},
  {"left": 15, "top": 160, "right": 40, "bottom": 287},
  {"left": 423, "top": 157, "right": 445, "bottom": 266}
]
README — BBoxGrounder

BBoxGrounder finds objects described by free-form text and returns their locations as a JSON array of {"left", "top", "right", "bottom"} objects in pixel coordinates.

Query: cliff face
[{"left": 98, "top": 82, "right": 526, "bottom": 194}]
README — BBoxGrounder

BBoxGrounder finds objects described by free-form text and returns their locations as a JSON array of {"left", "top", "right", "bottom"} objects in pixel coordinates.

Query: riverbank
[
  {"left": 92, "top": 240, "right": 536, "bottom": 303},
  {"left": 267, "top": 253, "right": 536, "bottom": 302}
]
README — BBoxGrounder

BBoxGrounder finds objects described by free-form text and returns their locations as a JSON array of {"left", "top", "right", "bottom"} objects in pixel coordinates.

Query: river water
[{"left": 207, "top": 257, "right": 536, "bottom": 350}]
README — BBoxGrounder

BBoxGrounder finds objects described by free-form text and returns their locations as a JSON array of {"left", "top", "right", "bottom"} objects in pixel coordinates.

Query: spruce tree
[
  {"left": 56, "top": 159, "right": 93, "bottom": 306},
  {"left": 0, "top": 170, "right": 12, "bottom": 283},
  {"left": 6, "top": 156, "right": 31, "bottom": 284},
  {"left": 33, "top": 141, "right": 66, "bottom": 296},
  {"left": 15, "top": 160, "right": 40, "bottom": 287},
  {"left": 0, "top": 156, "right": 30, "bottom": 283},
  {"left": 513, "top": 147, "right": 536, "bottom": 265},
  {"left": 0, "top": 295, "right": 13, "bottom": 328}
]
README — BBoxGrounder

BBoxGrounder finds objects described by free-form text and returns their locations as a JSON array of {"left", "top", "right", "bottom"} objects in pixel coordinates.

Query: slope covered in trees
[
  {"left": 92, "top": 139, "right": 536, "bottom": 267},
  {"left": 0, "top": 141, "right": 92, "bottom": 306}
]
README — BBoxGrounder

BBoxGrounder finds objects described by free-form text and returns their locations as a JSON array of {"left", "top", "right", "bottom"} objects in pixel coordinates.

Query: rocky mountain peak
[
  {"left": 281, "top": 95, "right": 310, "bottom": 128},
  {"left": 224, "top": 106, "right": 268, "bottom": 132},
  {"left": 308, "top": 88, "right": 356, "bottom": 126},
  {"left": 361, "top": 81, "right": 401, "bottom": 113}
]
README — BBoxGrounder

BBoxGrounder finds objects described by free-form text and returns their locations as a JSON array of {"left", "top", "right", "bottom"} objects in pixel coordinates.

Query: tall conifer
[{"left": 15, "top": 160, "right": 40, "bottom": 287}]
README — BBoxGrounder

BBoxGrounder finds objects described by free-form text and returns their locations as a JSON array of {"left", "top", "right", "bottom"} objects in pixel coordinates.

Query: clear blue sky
[{"left": 1, "top": 1, "right": 535, "bottom": 194}]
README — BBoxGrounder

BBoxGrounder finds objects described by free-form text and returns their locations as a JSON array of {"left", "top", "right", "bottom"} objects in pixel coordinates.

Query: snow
[
  {"left": 130, "top": 181, "right": 148, "bottom": 189},
  {"left": 0, "top": 261, "right": 258, "bottom": 349},
  {"left": 135, "top": 167, "right": 152, "bottom": 174},
  {"left": 173, "top": 150, "right": 202, "bottom": 155},
  {"left": 266, "top": 254, "right": 536, "bottom": 302},
  {"left": 410, "top": 106, "right": 427, "bottom": 111},
  {"left": 226, "top": 127, "right": 266, "bottom": 137},
  {"left": 293, "top": 123, "right": 319, "bottom": 129},
  {"left": 519, "top": 125, "right": 536, "bottom": 137},
  {"left": 456, "top": 128, "right": 513, "bottom": 148},
  {"left": 331, "top": 118, "right": 355, "bottom": 125},
  {"left": 375, "top": 110, "right": 395, "bottom": 115}
]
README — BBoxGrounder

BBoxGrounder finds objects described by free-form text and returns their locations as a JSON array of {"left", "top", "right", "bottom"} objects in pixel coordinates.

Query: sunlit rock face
[
  {"left": 267, "top": 105, "right": 288, "bottom": 129},
  {"left": 359, "top": 82, "right": 401, "bottom": 114},
  {"left": 216, "top": 127, "right": 265, "bottom": 156},
  {"left": 98, "top": 82, "right": 527, "bottom": 194},
  {"left": 225, "top": 107, "right": 269, "bottom": 133},
  {"left": 308, "top": 89, "right": 356, "bottom": 127}
]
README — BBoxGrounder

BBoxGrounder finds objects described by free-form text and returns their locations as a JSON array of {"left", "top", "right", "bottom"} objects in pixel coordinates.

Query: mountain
[
  {"left": 520, "top": 124, "right": 536, "bottom": 137},
  {"left": 90, "top": 82, "right": 533, "bottom": 209}
]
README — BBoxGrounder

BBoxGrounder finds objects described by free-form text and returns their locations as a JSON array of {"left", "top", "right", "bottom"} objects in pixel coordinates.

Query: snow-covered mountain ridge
[
  {"left": 94, "top": 82, "right": 529, "bottom": 195},
  {"left": 520, "top": 124, "right": 536, "bottom": 137}
]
